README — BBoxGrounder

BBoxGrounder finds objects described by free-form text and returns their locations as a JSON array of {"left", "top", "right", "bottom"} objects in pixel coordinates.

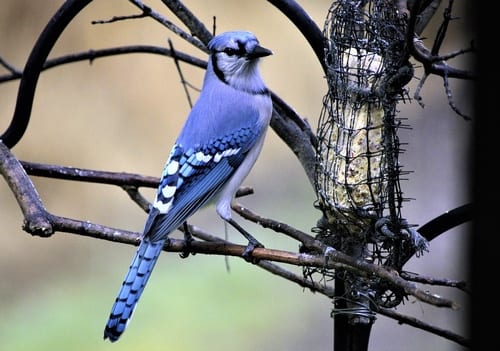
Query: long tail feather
[{"left": 104, "top": 238, "right": 166, "bottom": 342}]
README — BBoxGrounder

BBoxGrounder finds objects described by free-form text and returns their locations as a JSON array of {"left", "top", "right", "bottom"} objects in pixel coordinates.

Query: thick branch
[
  {"left": 15, "top": 158, "right": 468, "bottom": 307},
  {"left": 1, "top": 131, "right": 469, "bottom": 347},
  {"left": 20, "top": 207, "right": 456, "bottom": 309},
  {"left": 270, "top": 92, "right": 318, "bottom": 188},
  {"left": 16, "top": 159, "right": 469, "bottom": 310},
  {"left": 267, "top": 0, "right": 326, "bottom": 74},
  {"left": 0, "top": 144, "right": 456, "bottom": 310},
  {"left": 417, "top": 203, "right": 473, "bottom": 242},
  {"left": 1, "top": 0, "right": 93, "bottom": 148},
  {"left": 0, "top": 142, "right": 53, "bottom": 236},
  {"left": 401, "top": 0, "right": 443, "bottom": 35}
]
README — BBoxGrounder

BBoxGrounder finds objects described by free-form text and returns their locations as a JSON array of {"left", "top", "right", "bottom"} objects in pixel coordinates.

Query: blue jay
[{"left": 104, "top": 30, "right": 273, "bottom": 342}]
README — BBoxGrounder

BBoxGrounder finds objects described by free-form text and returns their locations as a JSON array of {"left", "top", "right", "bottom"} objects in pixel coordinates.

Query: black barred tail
[{"left": 104, "top": 238, "right": 166, "bottom": 342}]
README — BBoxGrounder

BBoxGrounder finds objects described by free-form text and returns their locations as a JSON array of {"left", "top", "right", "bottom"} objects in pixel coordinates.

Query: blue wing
[
  {"left": 144, "top": 125, "right": 259, "bottom": 242},
  {"left": 104, "top": 125, "right": 259, "bottom": 341}
]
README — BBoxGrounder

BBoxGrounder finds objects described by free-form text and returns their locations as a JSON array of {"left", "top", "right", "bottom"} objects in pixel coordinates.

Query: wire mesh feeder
[{"left": 312, "top": 0, "right": 428, "bottom": 315}]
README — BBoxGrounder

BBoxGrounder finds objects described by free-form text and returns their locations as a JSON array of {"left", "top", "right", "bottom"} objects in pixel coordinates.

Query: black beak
[{"left": 247, "top": 45, "right": 273, "bottom": 59}]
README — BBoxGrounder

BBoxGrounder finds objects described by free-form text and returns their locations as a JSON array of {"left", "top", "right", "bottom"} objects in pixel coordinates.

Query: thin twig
[
  {"left": 377, "top": 306, "right": 470, "bottom": 347},
  {"left": 0, "top": 56, "right": 21, "bottom": 74},
  {"left": 0, "top": 46, "right": 206, "bottom": 83},
  {"left": 21, "top": 160, "right": 160, "bottom": 187},
  {"left": 128, "top": 0, "right": 207, "bottom": 52},
  {"left": 407, "top": 2, "right": 475, "bottom": 80},
  {"left": 168, "top": 38, "right": 194, "bottom": 108},
  {"left": 91, "top": 10, "right": 149, "bottom": 24},
  {"left": 121, "top": 185, "right": 151, "bottom": 213},
  {"left": 406, "top": 0, "right": 475, "bottom": 120},
  {"left": 160, "top": 0, "right": 213, "bottom": 45},
  {"left": 443, "top": 70, "right": 470, "bottom": 120},
  {"left": 400, "top": 271, "right": 469, "bottom": 292},
  {"left": 232, "top": 202, "right": 318, "bottom": 247},
  {"left": 413, "top": 67, "right": 428, "bottom": 107}
]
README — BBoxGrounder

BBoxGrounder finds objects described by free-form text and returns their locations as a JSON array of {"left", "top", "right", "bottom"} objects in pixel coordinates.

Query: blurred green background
[{"left": 1, "top": 1, "right": 472, "bottom": 350}]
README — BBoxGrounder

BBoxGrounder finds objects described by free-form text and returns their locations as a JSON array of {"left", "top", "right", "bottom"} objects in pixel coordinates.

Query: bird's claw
[
  {"left": 179, "top": 235, "right": 194, "bottom": 258},
  {"left": 179, "top": 222, "right": 196, "bottom": 258}
]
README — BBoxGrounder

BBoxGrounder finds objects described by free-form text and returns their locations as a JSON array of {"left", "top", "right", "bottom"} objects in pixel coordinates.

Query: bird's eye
[{"left": 223, "top": 48, "right": 238, "bottom": 56}]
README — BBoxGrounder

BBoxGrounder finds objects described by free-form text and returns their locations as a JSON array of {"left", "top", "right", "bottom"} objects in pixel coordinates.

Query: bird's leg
[
  {"left": 226, "top": 218, "right": 263, "bottom": 262},
  {"left": 179, "top": 221, "right": 194, "bottom": 258}
]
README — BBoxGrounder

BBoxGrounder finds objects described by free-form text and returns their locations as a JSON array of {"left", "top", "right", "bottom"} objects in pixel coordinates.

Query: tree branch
[
  {"left": 1, "top": 45, "right": 317, "bottom": 191},
  {"left": 406, "top": 0, "right": 475, "bottom": 120},
  {"left": 0, "top": 141, "right": 469, "bottom": 342},
  {"left": 270, "top": 92, "right": 318, "bottom": 188},
  {"left": 0, "top": 141, "right": 457, "bottom": 310},
  {"left": 127, "top": 0, "right": 207, "bottom": 52},
  {"left": 0, "top": 46, "right": 206, "bottom": 83},
  {"left": 231, "top": 203, "right": 459, "bottom": 309},
  {"left": 400, "top": 271, "right": 469, "bottom": 293},
  {"left": 400, "top": 0, "right": 443, "bottom": 36},
  {"left": 0, "top": 0, "right": 93, "bottom": 148},
  {"left": 0, "top": 1, "right": 472, "bottom": 346},
  {"left": 0, "top": 141, "right": 53, "bottom": 236},
  {"left": 267, "top": 0, "right": 326, "bottom": 74},
  {"left": 160, "top": 0, "right": 213, "bottom": 45},
  {"left": 377, "top": 307, "right": 470, "bottom": 347},
  {"left": 181, "top": 223, "right": 335, "bottom": 297}
]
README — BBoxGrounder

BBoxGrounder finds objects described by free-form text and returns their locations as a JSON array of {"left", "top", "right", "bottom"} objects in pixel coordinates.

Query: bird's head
[{"left": 207, "top": 30, "right": 272, "bottom": 93}]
